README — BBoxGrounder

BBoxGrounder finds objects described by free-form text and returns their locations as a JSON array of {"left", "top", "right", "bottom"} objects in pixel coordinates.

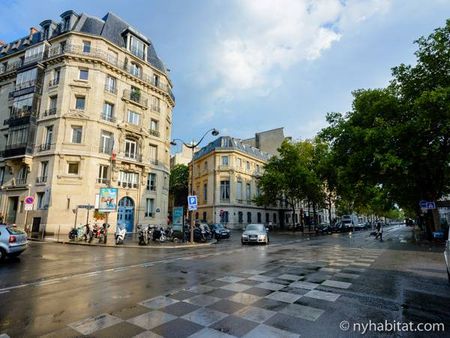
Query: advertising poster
[{"left": 99, "top": 188, "right": 118, "bottom": 212}]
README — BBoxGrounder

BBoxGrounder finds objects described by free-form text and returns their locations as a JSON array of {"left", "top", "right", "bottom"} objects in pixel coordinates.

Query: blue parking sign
[{"left": 188, "top": 195, "right": 197, "bottom": 211}]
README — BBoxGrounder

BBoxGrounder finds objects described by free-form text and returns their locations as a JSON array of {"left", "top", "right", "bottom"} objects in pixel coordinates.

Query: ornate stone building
[{"left": 0, "top": 11, "right": 174, "bottom": 234}]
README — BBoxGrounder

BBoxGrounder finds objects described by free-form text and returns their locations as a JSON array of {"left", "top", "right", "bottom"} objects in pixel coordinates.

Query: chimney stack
[
  {"left": 0, "top": 40, "right": 5, "bottom": 46},
  {"left": 29, "top": 27, "right": 39, "bottom": 36}
]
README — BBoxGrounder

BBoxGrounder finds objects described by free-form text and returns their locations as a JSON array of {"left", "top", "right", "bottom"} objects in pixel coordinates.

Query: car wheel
[{"left": 0, "top": 248, "right": 6, "bottom": 262}]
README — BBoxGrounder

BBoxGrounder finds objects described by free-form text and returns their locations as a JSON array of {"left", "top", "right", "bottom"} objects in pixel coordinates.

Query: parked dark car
[{"left": 210, "top": 223, "right": 231, "bottom": 239}]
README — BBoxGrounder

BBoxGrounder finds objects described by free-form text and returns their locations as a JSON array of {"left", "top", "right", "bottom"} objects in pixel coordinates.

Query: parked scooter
[
  {"left": 115, "top": 225, "right": 126, "bottom": 245},
  {"left": 138, "top": 224, "right": 153, "bottom": 245},
  {"left": 152, "top": 226, "right": 167, "bottom": 243},
  {"left": 68, "top": 224, "right": 86, "bottom": 241}
]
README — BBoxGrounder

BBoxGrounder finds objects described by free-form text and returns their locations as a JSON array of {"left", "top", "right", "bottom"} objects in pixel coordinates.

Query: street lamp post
[{"left": 171, "top": 128, "right": 219, "bottom": 243}]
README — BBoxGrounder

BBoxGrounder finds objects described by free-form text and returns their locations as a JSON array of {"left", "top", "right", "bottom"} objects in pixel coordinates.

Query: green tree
[
  {"left": 321, "top": 20, "right": 450, "bottom": 235},
  {"left": 169, "top": 164, "right": 189, "bottom": 209}
]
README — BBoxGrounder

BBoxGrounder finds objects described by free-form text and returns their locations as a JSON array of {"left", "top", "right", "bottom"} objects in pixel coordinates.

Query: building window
[
  {"left": 202, "top": 212, "right": 207, "bottom": 222},
  {"left": 247, "top": 212, "right": 252, "bottom": 223},
  {"left": 246, "top": 161, "right": 250, "bottom": 170},
  {"left": 220, "top": 180, "right": 230, "bottom": 201},
  {"left": 53, "top": 68, "right": 61, "bottom": 85},
  {"left": 0, "top": 167, "right": 4, "bottom": 185},
  {"left": 204, "top": 161, "right": 208, "bottom": 170},
  {"left": 17, "top": 166, "right": 27, "bottom": 185},
  {"left": 147, "top": 173, "right": 156, "bottom": 191},
  {"left": 97, "top": 165, "right": 109, "bottom": 184},
  {"left": 130, "top": 36, "right": 146, "bottom": 59},
  {"left": 16, "top": 68, "right": 37, "bottom": 88},
  {"left": 237, "top": 158, "right": 242, "bottom": 168},
  {"left": 256, "top": 164, "right": 260, "bottom": 173},
  {"left": 102, "top": 102, "right": 114, "bottom": 121},
  {"left": 105, "top": 75, "right": 116, "bottom": 93},
  {"left": 151, "top": 96, "right": 160, "bottom": 112},
  {"left": 68, "top": 162, "right": 79, "bottom": 175},
  {"left": 125, "top": 139, "right": 137, "bottom": 159},
  {"left": 71, "top": 126, "right": 82, "bottom": 143},
  {"left": 82, "top": 41, "right": 91, "bottom": 53},
  {"left": 150, "top": 119, "right": 159, "bottom": 132},
  {"left": 149, "top": 144, "right": 158, "bottom": 164},
  {"left": 127, "top": 110, "right": 140, "bottom": 125},
  {"left": 203, "top": 183, "right": 207, "bottom": 202},
  {"left": 153, "top": 74, "right": 160, "bottom": 87},
  {"left": 266, "top": 213, "right": 270, "bottom": 223},
  {"left": 238, "top": 211, "right": 243, "bottom": 223},
  {"left": 39, "top": 161, "right": 48, "bottom": 183},
  {"left": 37, "top": 192, "right": 45, "bottom": 209},
  {"left": 48, "top": 96, "right": 57, "bottom": 115},
  {"left": 130, "top": 62, "right": 141, "bottom": 77},
  {"left": 273, "top": 213, "right": 277, "bottom": 223},
  {"left": 79, "top": 69, "right": 89, "bottom": 80},
  {"left": 100, "top": 131, "right": 113, "bottom": 154},
  {"left": 257, "top": 212, "right": 262, "bottom": 223},
  {"left": 145, "top": 198, "right": 154, "bottom": 217},
  {"left": 44, "top": 126, "right": 53, "bottom": 148},
  {"left": 246, "top": 183, "right": 251, "bottom": 201},
  {"left": 75, "top": 96, "right": 85, "bottom": 110},
  {"left": 236, "top": 181, "right": 242, "bottom": 201},
  {"left": 119, "top": 171, "right": 139, "bottom": 188},
  {"left": 221, "top": 156, "right": 229, "bottom": 166}
]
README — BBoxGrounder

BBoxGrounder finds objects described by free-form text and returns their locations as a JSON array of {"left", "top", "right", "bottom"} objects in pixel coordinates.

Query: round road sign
[{"left": 25, "top": 196, "right": 35, "bottom": 204}]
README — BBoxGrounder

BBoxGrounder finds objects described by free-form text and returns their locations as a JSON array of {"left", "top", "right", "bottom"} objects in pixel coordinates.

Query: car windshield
[
  {"left": 246, "top": 224, "right": 264, "bottom": 231},
  {"left": 214, "top": 224, "right": 224, "bottom": 229},
  {"left": 7, "top": 227, "right": 26, "bottom": 235}
]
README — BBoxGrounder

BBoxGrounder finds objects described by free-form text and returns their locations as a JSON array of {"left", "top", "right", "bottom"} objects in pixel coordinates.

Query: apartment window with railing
[
  {"left": 97, "top": 165, "right": 109, "bottom": 184},
  {"left": 37, "top": 192, "right": 45, "bottom": 209},
  {"left": 16, "top": 166, "right": 27, "bottom": 185},
  {"left": 6, "top": 126, "right": 28, "bottom": 148},
  {"left": 16, "top": 68, "right": 37, "bottom": 89},
  {"left": 149, "top": 119, "right": 159, "bottom": 136},
  {"left": 145, "top": 198, "right": 154, "bottom": 217},
  {"left": 151, "top": 96, "right": 160, "bottom": 112},
  {"left": 49, "top": 68, "right": 60, "bottom": 86},
  {"left": 127, "top": 110, "right": 140, "bottom": 126},
  {"left": 82, "top": 41, "right": 91, "bottom": 53},
  {"left": 105, "top": 75, "right": 116, "bottom": 94},
  {"left": 153, "top": 74, "right": 160, "bottom": 87},
  {"left": 100, "top": 131, "right": 113, "bottom": 154},
  {"left": 118, "top": 171, "right": 139, "bottom": 188},
  {"left": 24, "top": 44, "right": 44, "bottom": 63},
  {"left": 102, "top": 102, "right": 114, "bottom": 121},
  {"left": 124, "top": 139, "right": 137, "bottom": 159},
  {"left": 107, "top": 50, "right": 118, "bottom": 65},
  {"left": 37, "top": 161, "right": 48, "bottom": 183},
  {"left": 203, "top": 183, "right": 208, "bottom": 202},
  {"left": 71, "top": 126, "right": 82, "bottom": 144},
  {"left": 41, "top": 125, "right": 53, "bottom": 150},
  {"left": 220, "top": 180, "right": 230, "bottom": 201},
  {"left": 149, "top": 144, "right": 158, "bottom": 164},
  {"left": 147, "top": 173, "right": 156, "bottom": 191},
  {"left": 75, "top": 96, "right": 85, "bottom": 110},
  {"left": 237, "top": 158, "right": 242, "bottom": 168},
  {"left": 130, "top": 62, "right": 141, "bottom": 77},
  {"left": 12, "top": 94, "right": 33, "bottom": 115},
  {"left": 46, "top": 96, "right": 57, "bottom": 116}
]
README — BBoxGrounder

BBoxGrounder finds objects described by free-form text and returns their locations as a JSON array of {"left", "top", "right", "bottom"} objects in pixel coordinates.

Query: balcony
[
  {"left": 96, "top": 178, "right": 110, "bottom": 185},
  {"left": 149, "top": 158, "right": 158, "bottom": 165},
  {"left": 45, "top": 44, "right": 175, "bottom": 103},
  {"left": 150, "top": 105, "right": 161, "bottom": 113},
  {"left": 36, "top": 176, "right": 47, "bottom": 184},
  {"left": 37, "top": 143, "right": 52, "bottom": 152},
  {"left": 0, "top": 60, "right": 22, "bottom": 76},
  {"left": 104, "top": 84, "right": 117, "bottom": 95},
  {"left": 100, "top": 113, "right": 117, "bottom": 123},
  {"left": 149, "top": 129, "right": 160, "bottom": 137},
  {"left": 122, "top": 89, "right": 148, "bottom": 109},
  {"left": 15, "top": 178, "right": 28, "bottom": 185},
  {"left": 3, "top": 143, "right": 34, "bottom": 158},
  {"left": 43, "top": 108, "right": 57, "bottom": 117},
  {"left": 117, "top": 152, "right": 143, "bottom": 163},
  {"left": 118, "top": 181, "right": 138, "bottom": 189}
]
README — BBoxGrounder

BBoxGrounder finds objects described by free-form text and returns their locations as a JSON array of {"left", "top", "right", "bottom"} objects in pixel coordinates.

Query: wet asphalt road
[{"left": 0, "top": 226, "right": 449, "bottom": 337}]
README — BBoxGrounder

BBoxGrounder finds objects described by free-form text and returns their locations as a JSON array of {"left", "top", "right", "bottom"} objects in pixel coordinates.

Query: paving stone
[
  {"left": 289, "top": 281, "right": 319, "bottom": 290},
  {"left": 217, "top": 276, "right": 246, "bottom": 283},
  {"left": 111, "top": 305, "right": 152, "bottom": 320},
  {"left": 188, "top": 285, "right": 216, "bottom": 294},
  {"left": 207, "top": 299, "right": 247, "bottom": 314},
  {"left": 255, "top": 282, "right": 286, "bottom": 291},
  {"left": 239, "top": 279, "right": 261, "bottom": 286},
  {"left": 240, "top": 270, "right": 267, "bottom": 275},
  {"left": 93, "top": 321, "right": 145, "bottom": 338},
  {"left": 68, "top": 313, "right": 123, "bottom": 335},
  {"left": 139, "top": 296, "right": 179, "bottom": 310},
  {"left": 188, "top": 327, "right": 236, "bottom": 338},
  {"left": 335, "top": 272, "right": 360, "bottom": 279},
  {"left": 228, "top": 292, "right": 261, "bottom": 305},
  {"left": 132, "top": 331, "right": 163, "bottom": 338},
  {"left": 247, "top": 275, "right": 273, "bottom": 282},
  {"left": 319, "top": 268, "right": 341, "bottom": 273},
  {"left": 264, "top": 313, "right": 306, "bottom": 334},
  {"left": 160, "top": 301, "right": 200, "bottom": 316},
  {"left": 203, "top": 280, "right": 229, "bottom": 288},
  {"left": 127, "top": 311, "right": 176, "bottom": 330},
  {"left": 210, "top": 315, "right": 259, "bottom": 337},
  {"left": 234, "top": 306, "right": 276, "bottom": 323},
  {"left": 152, "top": 318, "right": 203, "bottom": 338},
  {"left": 265, "top": 291, "right": 302, "bottom": 303},
  {"left": 242, "top": 324, "right": 300, "bottom": 338},
  {"left": 182, "top": 308, "right": 228, "bottom": 326},
  {"left": 251, "top": 298, "right": 289, "bottom": 312},
  {"left": 220, "top": 283, "right": 252, "bottom": 292},
  {"left": 277, "top": 274, "right": 302, "bottom": 281},
  {"left": 280, "top": 303, "right": 325, "bottom": 321},
  {"left": 279, "top": 286, "right": 309, "bottom": 296},
  {"left": 321, "top": 280, "right": 352, "bottom": 289},
  {"left": 270, "top": 278, "right": 292, "bottom": 286},
  {"left": 304, "top": 290, "right": 340, "bottom": 302},
  {"left": 167, "top": 290, "right": 198, "bottom": 301},
  {"left": 185, "top": 294, "right": 222, "bottom": 307},
  {"left": 243, "top": 287, "right": 274, "bottom": 297},
  {"left": 206, "top": 288, "right": 237, "bottom": 299}
]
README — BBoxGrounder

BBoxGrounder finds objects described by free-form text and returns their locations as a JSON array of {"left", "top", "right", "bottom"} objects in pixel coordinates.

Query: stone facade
[{"left": 0, "top": 11, "right": 174, "bottom": 235}]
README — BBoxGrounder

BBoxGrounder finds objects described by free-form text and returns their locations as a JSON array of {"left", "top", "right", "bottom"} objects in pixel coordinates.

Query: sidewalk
[{"left": 28, "top": 233, "right": 217, "bottom": 249}]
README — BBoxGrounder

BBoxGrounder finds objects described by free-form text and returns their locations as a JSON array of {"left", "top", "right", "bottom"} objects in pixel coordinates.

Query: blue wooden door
[{"left": 117, "top": 197, "right": 134, "bottom": 233}]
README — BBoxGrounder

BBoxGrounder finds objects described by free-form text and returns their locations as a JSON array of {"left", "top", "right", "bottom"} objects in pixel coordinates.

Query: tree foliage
[{"left": 169, "top": 164, "right": 189, "bottom": 208}]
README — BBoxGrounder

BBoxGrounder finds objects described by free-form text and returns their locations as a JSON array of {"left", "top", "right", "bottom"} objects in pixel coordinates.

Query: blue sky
[{"left": 2, "top": 0, "right": 450, "bottom": 146}]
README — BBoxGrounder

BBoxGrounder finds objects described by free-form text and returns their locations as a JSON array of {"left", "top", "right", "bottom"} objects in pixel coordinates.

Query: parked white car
[{"left": 0, "top": 224, "right": 28, "bottom": 261}]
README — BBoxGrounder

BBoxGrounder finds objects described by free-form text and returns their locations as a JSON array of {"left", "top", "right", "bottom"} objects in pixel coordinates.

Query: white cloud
[{"left": 206, "top": 0, "right": 391, "bottom": 102}]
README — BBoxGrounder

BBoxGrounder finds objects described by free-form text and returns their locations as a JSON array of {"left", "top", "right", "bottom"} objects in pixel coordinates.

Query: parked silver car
[
  {"left": 445, "top": 227, "right": 450, "bottom": 283},
  {"left": 0, "top": 224, "right": 28, "bottom": 261},
  {"left": 241, "top": 223, "right": 269, "bottom": 245}
]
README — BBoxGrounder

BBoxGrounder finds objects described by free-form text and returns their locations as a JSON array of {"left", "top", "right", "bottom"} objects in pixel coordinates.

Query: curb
[{"left": 29, "top": 238, "right": 217, "bottom": 249}]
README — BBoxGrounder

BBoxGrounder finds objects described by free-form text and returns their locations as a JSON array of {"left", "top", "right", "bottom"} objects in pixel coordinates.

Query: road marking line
[{"left": 0, "top": 290, "right": 10, "bottom": 294}]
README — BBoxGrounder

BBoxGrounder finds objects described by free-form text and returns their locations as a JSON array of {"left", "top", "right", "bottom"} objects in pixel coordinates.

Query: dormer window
[
  {"left": 129, "top": 36, "right": 146, "bottom": 60},
  {"left": 63, "top": 17, "right": 70, "bottom": 32},
  {"left": 43, "top": 27, "right": 49, "bottom": 41}
]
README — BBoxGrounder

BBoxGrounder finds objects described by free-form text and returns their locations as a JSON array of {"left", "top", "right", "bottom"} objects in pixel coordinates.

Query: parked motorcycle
[
  {"left": 68, "top": 225, "right": 86, "bottom": 241},
  {"left": 152, "top": 226, "right": 167, "bottom": 243},
  {"left": 115, "top": 225, "right": 126, "bottom": 245},
  {"left": 138, "top": 224, "right": 153, "bottom": 245}
]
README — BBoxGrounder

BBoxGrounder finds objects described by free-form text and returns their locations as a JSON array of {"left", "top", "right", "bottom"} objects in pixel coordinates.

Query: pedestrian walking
[{"left": 375, "top": 221, "right": 383, "bottom": 241}]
